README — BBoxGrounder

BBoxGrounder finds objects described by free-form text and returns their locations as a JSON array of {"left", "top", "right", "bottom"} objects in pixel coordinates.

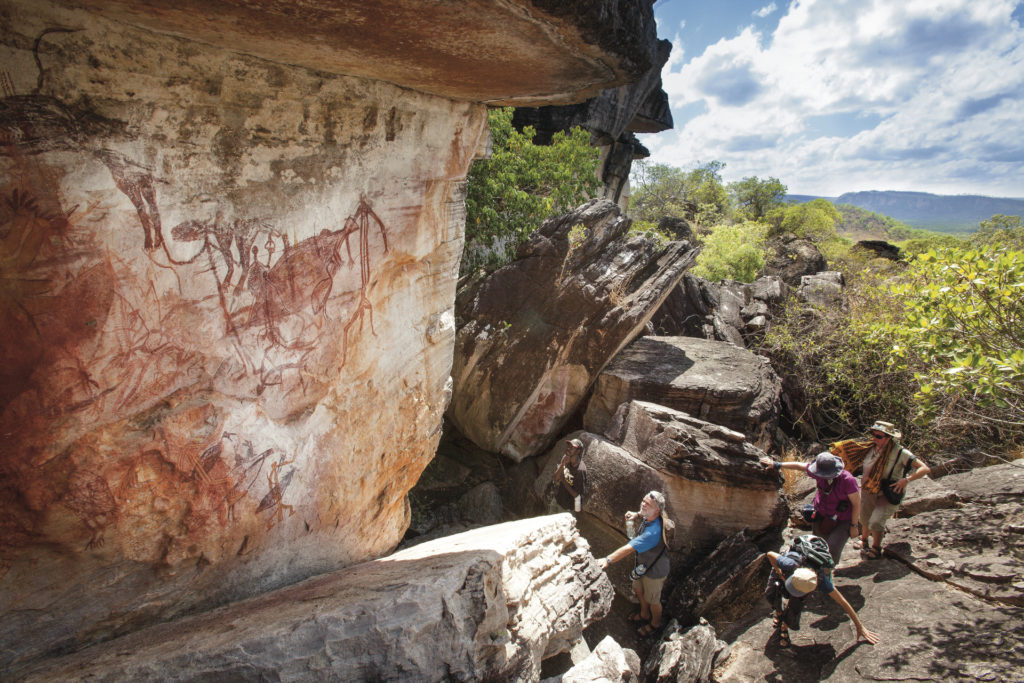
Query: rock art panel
[
  {"left": 20, "top": 515, "right": 613, "bottom": 682},
  {"left": 0, "top": 0, "right": 487, "bottom": 669},
  {"left": 449, "top": 200, "right": 697, "bottom": 461}
]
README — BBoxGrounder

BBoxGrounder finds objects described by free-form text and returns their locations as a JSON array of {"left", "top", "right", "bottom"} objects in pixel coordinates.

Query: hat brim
[
  {"left": 785, "top": 577, "right": 812, "bottom": 597},
  {"left": 807, "top": 463, "right": 843, "bottom": 479}
]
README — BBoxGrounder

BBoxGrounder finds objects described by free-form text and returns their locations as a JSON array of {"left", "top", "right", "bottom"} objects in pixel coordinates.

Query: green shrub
[
  {"left": 692, "top": 221, "right": 767, "bottom": 282},
  {"left": 463, "top": 108, "right": 600, "bottom": 273}
]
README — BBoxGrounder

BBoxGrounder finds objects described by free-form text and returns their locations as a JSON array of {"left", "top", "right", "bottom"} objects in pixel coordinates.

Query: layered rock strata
[
  {"left": 0, "top": 0, "right": 663, "bottom": 670},
  {"left": 449, "top": 200, "right": 697, "bottom": 461},
  {"left": 584, "top": 336, "right": 782, "bottom": 450},
  {"left": 537, "top": 402, "right": 786, "bottom": 567},
  {"left": 20, "top": 515, "right": 613, "bottom": 682}
]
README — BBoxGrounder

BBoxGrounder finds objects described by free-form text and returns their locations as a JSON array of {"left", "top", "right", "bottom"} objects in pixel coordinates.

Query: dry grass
[{"left": 779, "top": 447, "right": 805, "bottom": 498}]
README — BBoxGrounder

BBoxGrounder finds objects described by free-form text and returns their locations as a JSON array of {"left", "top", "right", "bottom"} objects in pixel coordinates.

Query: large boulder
[
  {"left": 449, "top": 200, "right": 698, "bottom": 461},
  {"left": 762, "top": 236, "right": 827, "bottom": 287},
  {"left": 650, "top": 275, "right": 787, "bottom": 347},
  {"left": 549, "top": 634, "right": 642, "bottom": 683},
  {"left": 0, "top": 0, "right": 665, "bottom": 670},
  {"left": 643, "top": 619, "right": 728, "bottom": 683},
  {"left": 538, "top": 402, "right": 786, "bottom": 567},
  {"left": 584, "top": 336, "right": 782, "bottom": 451},
  {"left": 18, "top": 515, "right": 613, "bottom": 681}
]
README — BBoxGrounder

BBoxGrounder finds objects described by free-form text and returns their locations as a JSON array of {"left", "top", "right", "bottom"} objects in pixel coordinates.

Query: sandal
[
  {"left": 637, "top": 623, "right": 657, "bottom": 637},
  {"left": 853, "top": 538, "right": 865, "bottom": 550},
  {"left": 772, "top": 613, "right": 782, "bottom": 628},
  {"left": 864, "top": 546, "right": 882, "bottom": 559},
  {"left": 628, "top": 612, "right": 649, "bottom": 623},
  {"left": 778, "top": 626, "right": 791, "bottom": 648}
]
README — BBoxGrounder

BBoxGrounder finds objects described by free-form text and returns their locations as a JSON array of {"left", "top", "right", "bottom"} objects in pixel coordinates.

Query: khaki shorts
[
  {"left": 860, "top": 489, "right": 899, "bottom": 532},
  {"left": 632, "top": 574, "right": 667, "bottom": 605}
]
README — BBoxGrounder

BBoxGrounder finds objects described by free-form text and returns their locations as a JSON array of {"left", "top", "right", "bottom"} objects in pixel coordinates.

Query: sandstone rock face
[
  {"left": 540, "top": 402, "right": 785, "bottom": 564},
  {"left": 449, "top": 201, "right": 697, "bottom": 461},
  {"left": 798, "top": 271, "right": 845, "bottom": 307},
  {"left": 63, "top": 0, "right": 660, "bottom": 106},
  {"left": 651, "top": 275, "right": 787, "bottom": 348},
  {"left": 644, "top": 619, "right": 728, "bottom": 683},
  {"left": 762, "top": 236, "right": 826, "bottom": 287},
  {"left": 584, "top": 336, "right": 782, "bottom": 450},
  {"left": 553, "top": 634, "right": 641, "bottom": 683},
  {"left": 0, "top": 0, "right": 661, "bottom": 670},
  {"left": 513, "top": 39, "right": 673, "bottom": 205},
  {"left": 20, "top": 515, "right": 613, "bottom": 681}
]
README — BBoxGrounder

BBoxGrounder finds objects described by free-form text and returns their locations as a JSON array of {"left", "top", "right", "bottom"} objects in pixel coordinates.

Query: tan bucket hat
[{"left": 869, "top": 420, "right": 901, "bottom": 440}]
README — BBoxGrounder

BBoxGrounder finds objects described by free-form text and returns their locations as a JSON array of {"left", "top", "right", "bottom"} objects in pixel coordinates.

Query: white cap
[{"left": 785, "top": 567, "right": 818, "bottom": 596}]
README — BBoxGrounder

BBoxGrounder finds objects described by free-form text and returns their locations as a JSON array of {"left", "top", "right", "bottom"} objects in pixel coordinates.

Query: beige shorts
[
  {"left": 860, "top": 489, "right": 899, "bottom": 532},
  {"left": 632, "top": 574, "right": 667, "bottom": 605}
]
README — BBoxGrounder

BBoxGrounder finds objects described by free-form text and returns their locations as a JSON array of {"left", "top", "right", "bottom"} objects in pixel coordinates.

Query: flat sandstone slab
[{"left": 21, "top": 515, "right": 611, "bottom": 682}]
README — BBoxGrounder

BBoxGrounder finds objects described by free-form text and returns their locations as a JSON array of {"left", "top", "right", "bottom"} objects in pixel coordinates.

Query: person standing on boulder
[
  {"left": 762, "top": 452, "right": 861, "bottom": 564},
  {"left": 857, "top": 421, "right": 930, "bottom": 559},
  {"left": 552, "top": 438, "right": 587, "bottom": 512},
  {"left": 597, "top": 491, "right": 671, "bottom": 637}
]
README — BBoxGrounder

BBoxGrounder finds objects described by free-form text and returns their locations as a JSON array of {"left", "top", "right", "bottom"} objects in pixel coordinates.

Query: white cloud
[
  {"left": 648, "top": 0, "right": 1024, "bottom": 196},
  {"left": 753, "top": 3, "right": 777, "bottom": 19}
]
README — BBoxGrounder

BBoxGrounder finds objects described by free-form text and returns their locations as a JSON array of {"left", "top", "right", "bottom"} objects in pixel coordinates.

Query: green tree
[
  {"left": 692, "top": 220, "right": 768, "bottom": 282},
  {"left": 629, "top": 160, "right": 729, "bottom": 226},
  {"left": 887, "top": 247, "right": 1024, "bottom": 427},
  {"left": 464, "top": 107, "right": 600, "bottom": 272},
  {"left": 729, "top": 176, "right": 787, "bottom": 221},
  {"left": 972, "top": 214, "right": 1024, "bottom": 250},
  {"left": 767, "top": 198, "right": 841, "bottom": 242}
]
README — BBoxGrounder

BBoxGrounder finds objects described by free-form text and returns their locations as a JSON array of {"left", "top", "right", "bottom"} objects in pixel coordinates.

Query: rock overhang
[{"left": 68, "top": 0, "right": 660, "bottom": 106}]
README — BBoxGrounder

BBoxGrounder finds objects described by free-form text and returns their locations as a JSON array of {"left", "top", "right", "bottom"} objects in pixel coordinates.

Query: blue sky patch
[{"left": 804, "top": 112, "right": 884, "bottom": 138}]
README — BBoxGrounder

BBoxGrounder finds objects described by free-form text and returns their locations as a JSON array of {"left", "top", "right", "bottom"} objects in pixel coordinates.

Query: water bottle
[{"left": 626, "top": 519, "right": 636, "bottom": 538}]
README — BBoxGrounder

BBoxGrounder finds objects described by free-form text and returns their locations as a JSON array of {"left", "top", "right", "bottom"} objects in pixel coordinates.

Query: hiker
[
  {"left": 764, "top": 534, "right": 880, "bottom": 648},
  {"left": 598, "top": 491, "right": 671, "bottom": 637},
  {"left": 763, "top": 452, "right": 861, "bottom": 564},
  {"left": 551, "top": 438, "right": 587, "bottom": 512},
  {"left": 857, "top": 421, "right": 930, "bottom": 559}
]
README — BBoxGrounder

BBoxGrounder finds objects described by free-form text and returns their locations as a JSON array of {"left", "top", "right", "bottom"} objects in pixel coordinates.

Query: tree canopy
[
  {"left": 463, "top": 107, "right": 600, "bottom": 272},
  {"left": 729, "top": 176, "right": 787, "bottom": 221}
]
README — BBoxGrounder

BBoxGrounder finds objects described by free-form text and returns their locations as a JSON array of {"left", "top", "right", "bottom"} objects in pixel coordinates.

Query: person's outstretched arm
[{"left": 828, "top": 587, "right": 880, "bottom": 644}]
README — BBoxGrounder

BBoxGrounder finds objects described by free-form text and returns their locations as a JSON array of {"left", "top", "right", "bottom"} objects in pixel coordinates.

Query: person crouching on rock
[
  {"left": 551, "top": 438, "right": 587, "bottom": 512},
  {"left": 762, "top": 452, "right": 862, "bottom": 565},
  {"left": 598, "top": 491, "right": 671, "bottom": 638},
  {"left": 764, "top": 535, "right": 879, "bottom": 648},
  {"left": 857, "top": 421, "right": 931, "bottom": 560}
]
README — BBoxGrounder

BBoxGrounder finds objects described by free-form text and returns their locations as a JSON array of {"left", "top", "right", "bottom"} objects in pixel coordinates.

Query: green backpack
[{"left": 791, "top": 534, "right": 835, "bottom": 570}]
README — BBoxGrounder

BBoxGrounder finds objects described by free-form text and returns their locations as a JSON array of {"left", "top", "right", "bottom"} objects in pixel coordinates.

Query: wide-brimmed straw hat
[
  {"left": 785, "top": 567, "right": 818, "bottom": 596},
  {"left": 869, "top": 421, "right": 902, "bottom": 440},
  {"left": 807, "top": 452, "right": 844, "bottom": 479}
]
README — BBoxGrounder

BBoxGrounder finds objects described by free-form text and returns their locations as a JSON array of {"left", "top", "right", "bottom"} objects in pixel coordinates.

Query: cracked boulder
[
  {"left": 583, "top": 336, "right": 782, "bottom": 451},
  {"left": 449, "top": 200, "right": 698, "bottom": 461},
  {"left": 18, "top": 515, "right": 613, "bottom": 682}
]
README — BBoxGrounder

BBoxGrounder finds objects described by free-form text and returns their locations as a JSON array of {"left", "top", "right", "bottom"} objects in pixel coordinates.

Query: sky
[{"left": 642, "top": 0, "right": 1024, "bottom": 197}]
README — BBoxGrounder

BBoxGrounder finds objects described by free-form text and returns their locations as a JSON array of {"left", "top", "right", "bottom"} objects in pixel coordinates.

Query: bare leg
[{"left": 633, "top": 583, "right": 651, "bottom": 620}]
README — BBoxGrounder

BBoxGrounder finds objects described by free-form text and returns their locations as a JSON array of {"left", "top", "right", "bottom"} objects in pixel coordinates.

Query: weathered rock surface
[
  {"left": 63, "top": 0, "right": 661, "bottom": 106},
  {"left": 762, "top": 236, "right": 827, "bottom": 287},
  {"left": 643, "top": 619, "right": 728, "bottom": 683},
  {"left": 713, "top": 462, "right": 1024, "bottom": 682},
  {"left": 545, "top": 634, "right": 641, "bottom": 683},
  {"left": 19, "top": 515, "right": 613, "bottom": 681},
  {"left": 513, "top": 38, "right": 673, "bottom": 205},
  {"left": 539, "top": 402, "right": 786, "bottom": 567},
  {"left": 584, "top": 336, "right": 782, "bottom": 450},
  {"left": 449, "top": 201, "right": 698, "bottom": 461},
  {"left": 650, "top": 275, "right": 787, "bottom": 348},
  {"left": 665, "top": 531, "right": 773, "bottom": 631},
  {"left": 0, "top": 0, "right": 664, "bottom": 670},
  {"left": 798, "top": 271, "right": 845, "bottom": 307}
]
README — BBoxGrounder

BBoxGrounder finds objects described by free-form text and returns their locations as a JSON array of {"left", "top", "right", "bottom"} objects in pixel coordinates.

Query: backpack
[{"left": 790, "top": 534, "right": 835, "bottom": 571}]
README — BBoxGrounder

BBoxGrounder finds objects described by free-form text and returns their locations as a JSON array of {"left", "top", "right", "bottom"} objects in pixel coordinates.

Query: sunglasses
[{"left": 870, "top": 432, "right": 887, "bottom": 439}]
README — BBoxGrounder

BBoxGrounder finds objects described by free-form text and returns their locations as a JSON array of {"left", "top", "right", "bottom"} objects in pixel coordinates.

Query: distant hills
[{"left": 786, "top": 190, "right": 1024, "bottom": 233}]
